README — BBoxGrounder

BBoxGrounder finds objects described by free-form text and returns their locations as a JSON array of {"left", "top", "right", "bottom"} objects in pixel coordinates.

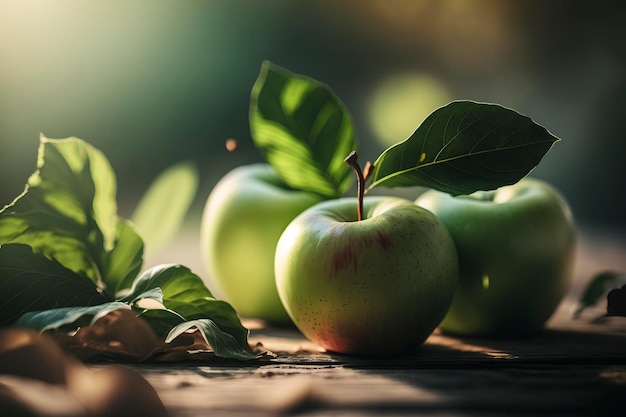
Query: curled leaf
[
  {"left": 165, "top": 319, "right": 257, "bottom": 361},
  {"left": 122, "top": 264, "right": 249, "bottom": 346}
]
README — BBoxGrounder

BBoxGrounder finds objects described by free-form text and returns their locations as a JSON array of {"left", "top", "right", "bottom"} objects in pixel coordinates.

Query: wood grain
[{"left": 134, "top": 231, "right": 626, "bottom": 416}]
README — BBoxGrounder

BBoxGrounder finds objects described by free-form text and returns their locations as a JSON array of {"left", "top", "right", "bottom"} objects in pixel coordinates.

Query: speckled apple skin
[{"left": 275, "top": 197, "right": 458, "bottom": 356}]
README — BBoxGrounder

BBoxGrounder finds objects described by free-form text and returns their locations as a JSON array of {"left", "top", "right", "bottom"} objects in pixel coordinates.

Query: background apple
[
  {"left": 416, "top": 177, "right": 577, "bottom": 337},
  {"left": 274, "top": 196, "right": 458, "bottom": 355},
  {"left": 200, "top": 163, "right": 323, "bottom": 323}
]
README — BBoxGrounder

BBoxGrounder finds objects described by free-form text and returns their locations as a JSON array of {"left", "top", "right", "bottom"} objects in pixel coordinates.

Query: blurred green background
[{"left": 2, "top": 0, "right": 625, "bottom": 236}]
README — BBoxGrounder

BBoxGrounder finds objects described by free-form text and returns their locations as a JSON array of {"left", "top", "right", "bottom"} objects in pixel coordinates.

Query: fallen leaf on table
[
  {"left": 153, "top": 329, "right": 275, "bottom": 362},
  {"left": 53, "top": 308, "right": 269, "bottom": 362},
  {"left": 55, "top": 309, "right": 162, "bottom": 362}
]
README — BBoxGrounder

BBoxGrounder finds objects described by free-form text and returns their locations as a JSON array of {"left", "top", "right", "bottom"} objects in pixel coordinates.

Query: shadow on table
[{"left": 309, "top": 328, "right": 626, "bottom": 416}]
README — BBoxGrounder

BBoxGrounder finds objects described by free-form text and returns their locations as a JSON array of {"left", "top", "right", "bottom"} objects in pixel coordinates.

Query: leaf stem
[{"left": 344, "top": 151, "right": 364, "bottom": 221}]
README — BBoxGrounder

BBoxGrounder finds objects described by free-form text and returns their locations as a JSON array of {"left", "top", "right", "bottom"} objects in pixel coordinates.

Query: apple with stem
[
  {"left": 274, "top": 152, "right": 458, "bottom": 355},
  {"left": 416, "top": 178, "right": 577, "bottom": 337},
  {"left": 200, "top": 163, "right": 323, "bottom": 323}
]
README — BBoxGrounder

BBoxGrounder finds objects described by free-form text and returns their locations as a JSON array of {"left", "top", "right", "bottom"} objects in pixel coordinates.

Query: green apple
[
  {"left": 416, "top": 177, "right": 577, "bottom": 337},
  {"left": 274, "top": 196, "right": 458, "bottom": 355},
  {"left": 200, "top": 163, "right": 323, "bottom": 323}
]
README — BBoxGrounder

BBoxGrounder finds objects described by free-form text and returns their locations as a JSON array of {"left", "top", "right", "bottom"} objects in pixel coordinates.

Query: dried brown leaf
[
  {"left": 0, "top": 328, "right": 169, "bottom": 417},
  {"left": 66, "top": 309, "right": 161, "bottom": 361}
]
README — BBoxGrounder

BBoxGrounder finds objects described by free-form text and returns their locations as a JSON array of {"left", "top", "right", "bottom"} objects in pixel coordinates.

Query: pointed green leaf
[
  {"left": 102, "top": 219, "right": 144, "bottom": 298},
  {"left": 16, "top": 302, "right": 130, "bottom": 332},
  {"left": 250, "top": 61, "right": 356, "bottom": 198},
  {"left": 0, "top": 244, "right": 109, "bottom": 326},
  {"left": 131, "top": 161, "right": 198, "bottom": 255},
  {"left": 124, "top": 264, "right": 249, "bottom": 346},
  {"left": 0, "top": 135, "right": 143, "bottom": 297},
  {"left": 367, "top": 101, "right": 560, "bottom": 195},
  {"left": 165, "top": 319, "right": 257, "bottom": 360},
  {"left": 0, "top": 136, "right": 114, "bottom": 282}
]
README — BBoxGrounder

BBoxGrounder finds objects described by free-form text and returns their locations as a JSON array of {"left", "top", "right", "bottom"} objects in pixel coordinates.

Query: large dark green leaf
[
  {"left": 367, "top": 101, "right": 560, "bottom": 195},
  {"left": 0, "top": 135, "right": 143, "bottom": 297},
  {"left": 0, "top": 244, "right": 109, "bottom": 326},
  {"left": 0, "top": 136, "right": 116, "bottom": 283},
  {"left": 123, "top": 264, "right": 249, "bottom": 347},
  {"left": 250, "top": 61, "right": 356, "bottom": 198}
]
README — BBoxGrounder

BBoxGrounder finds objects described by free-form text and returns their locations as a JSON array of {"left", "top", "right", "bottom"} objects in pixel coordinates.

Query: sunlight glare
[{"left": 368, "top": 73, "right": 452, "bottom": 148}]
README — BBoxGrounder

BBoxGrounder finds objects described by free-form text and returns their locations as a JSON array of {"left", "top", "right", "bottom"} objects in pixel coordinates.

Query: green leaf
[
  {"left": 16, "top": 302, "right": 130, "bottom": 332},
  {"left": 123, "top": 264, "right": 249, "bottom": 346},
  {"left": 131, "top": 161, "right": 198, "bottom": 256},
  {"left": 250, "top": 61, "right": 356, "bottom": 198},
  {"left": 125, "top": 287, "right": 165, "bottom": 306},
  {"left": 0, "top": 135, "right": 142, "bottom": 292},
  {"left": 122, "top": 287, "right": 187, "bottom": 335},
  {"left": 136, "top": 308, "right": 186, "bottom": 336},
  {"left": 102, "top": 219, "right": 144, "bottom": 298},
  {"left": 0, "top": 244, "right": 109, "bottom": 326},
  {"left": 0, "top": 135, "right": 253, "bottom": 358},
  {"left": 572, "top": 271, "right": 626, "bottom": 318},
  {"left": 367, "top": 101, "right": 560, "bottom": 196},
  {"left": 165, "top": 319, "right": 257, "bottom": 360}
]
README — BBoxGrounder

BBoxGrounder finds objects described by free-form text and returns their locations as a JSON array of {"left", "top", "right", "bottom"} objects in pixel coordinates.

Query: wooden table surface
[{"left": 132, "top": 231, "right": 626, "bottom": 417}]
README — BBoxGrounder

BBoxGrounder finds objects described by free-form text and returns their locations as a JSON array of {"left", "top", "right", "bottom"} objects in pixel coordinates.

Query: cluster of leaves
[
  {"left": 0, "top": 136, "right": 255, "bottom": 360},
  {"left": 0, "top": 61, "right": 562, "bottom": 361},
  {"left": 249, "top": 61, "right": 560, "bottom": 200}
]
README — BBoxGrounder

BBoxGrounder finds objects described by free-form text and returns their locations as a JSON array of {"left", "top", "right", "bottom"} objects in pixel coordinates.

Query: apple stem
[
  {"left": 363, "top": 161, "right": 374, "bottom": 183},
  {"left": 345, "top": 151, "right": 365, "bottom": 221}
]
